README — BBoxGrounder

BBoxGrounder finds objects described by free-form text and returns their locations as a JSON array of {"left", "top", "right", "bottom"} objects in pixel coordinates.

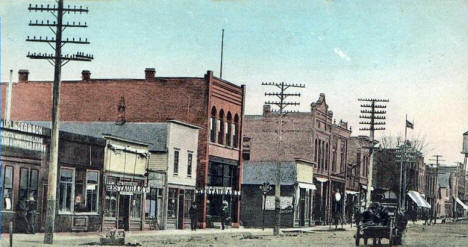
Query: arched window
[
  {"left": 226, "top": 112, "right": 232, "bottom": 147},
  {"left": 218, "top": 110, "right": 225, "bottom": 145},
  {"left": 210, "top": 107, "right": 217, "bottom": 143},
  {"left": 233, "top": 114, "right": 239, "bottom": 148}
]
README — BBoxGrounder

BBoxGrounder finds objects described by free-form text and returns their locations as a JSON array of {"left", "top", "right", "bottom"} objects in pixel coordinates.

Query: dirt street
[{"left": 2, "top": 221, "right": 468, "bottom": 246}]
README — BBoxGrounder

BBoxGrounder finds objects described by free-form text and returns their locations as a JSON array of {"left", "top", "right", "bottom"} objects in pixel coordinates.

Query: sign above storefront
[
  {"left": 195, "top": 186, "right": 241, "bottom": 196},
  {"left": 106, "top": 181, "right": 149, "bottom": 194}
]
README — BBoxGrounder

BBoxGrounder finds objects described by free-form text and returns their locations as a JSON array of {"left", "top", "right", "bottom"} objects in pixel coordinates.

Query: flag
[{"left": 406, "top": 120, "right": 414, "bottom": 129}]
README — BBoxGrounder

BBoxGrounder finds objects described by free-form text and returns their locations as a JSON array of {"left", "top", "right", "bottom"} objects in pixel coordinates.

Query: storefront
[
  {"left": 1, "top": 121, "right": 47, "bottom": 233},
  {"left": 204, "top": 158, "right": 240, "bottom": 228},
  {"left": 101, "top": 135, "right": 150, "bottom": 232},
  {"left": 166, "top": 187, "right": 195, "bottom": 229},
  {"left": 103, "top": 176, "right": 148, "bottom": 231},
  {"left": 144, "top": 171, "right": 165, "bottom": 230}
]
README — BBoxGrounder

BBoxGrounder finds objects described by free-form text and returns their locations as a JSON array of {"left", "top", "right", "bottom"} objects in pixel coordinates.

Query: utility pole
[
  {"left": 262, "top": 82, "right": 305, "bottom": 236},
  {"left": 429, "top": 154, "right": 444, "bottom": 223},
  {"left": 26, "top": 1, "right": 92, "bottom": 244},
  {"left": 396, "top": 142, "right": 417, "bottom": 209},
  {"left": 358, "top": 98, "right": 389, "bottom": 208}
]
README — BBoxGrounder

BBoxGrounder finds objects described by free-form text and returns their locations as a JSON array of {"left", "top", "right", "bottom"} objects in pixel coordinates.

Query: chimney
[
  {"left": 145, "top": 68, "right": 155, "bottom": 80},
  {"left": 81, "top": 70, "right": 91, "bottom": 81},
  {"left": 18, "top": 69, "right": 29, "bottom": 82},
  {"left": 263, "top": 104, "right": 271, "bottom": 116}
]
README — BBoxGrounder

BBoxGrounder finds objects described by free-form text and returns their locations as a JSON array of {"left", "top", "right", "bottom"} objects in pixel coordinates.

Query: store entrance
[{"left": 119, "top": 195, "right": 130, "bottom": 231}]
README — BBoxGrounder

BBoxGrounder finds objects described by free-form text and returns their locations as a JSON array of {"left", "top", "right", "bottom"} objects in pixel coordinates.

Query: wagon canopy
[{"left": 408, "top": 190, "right": 431, "bottom": 208}]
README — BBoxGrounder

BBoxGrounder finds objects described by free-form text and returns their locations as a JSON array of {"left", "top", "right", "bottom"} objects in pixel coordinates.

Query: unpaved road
[{"left": 2, "top": 221, "right": 468, "bottom": 246}]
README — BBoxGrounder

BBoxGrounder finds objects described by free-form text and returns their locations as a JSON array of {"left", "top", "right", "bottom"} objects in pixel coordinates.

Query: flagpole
[{"left": 405, "top": 114, "right": 408, "bottom": 142}]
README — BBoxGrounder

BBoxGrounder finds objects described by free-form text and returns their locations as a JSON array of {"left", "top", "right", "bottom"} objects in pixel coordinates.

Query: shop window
[
  {"left": 145, "top": 188, "right": 163, "bottom": 220},
  {"left": 184, "top": 190, "right": 194, "bottom": 219},
  {"left": 187, "top": 152, "right": 193, "bottom": 177},
  {"left": 18, "top": 168, "right": 39, "bottom": 205},
  {"left": 73, "top": 169, "right": 99, "bottom": 213},
  {"left": 59, "top": 168, "right": 74, "bottom": 212},
  {"left": 174, "top": 149, "right": 179, "bottom": 175},
  {"left": 131, "top": 194, "right": 142, "bottom": 219},
  {"left": 168, "top": 188, "right": 177, "bottom": 219},
  {"left": 86, "top": 171, "right": 99, "bottom": 212},
  {"left": 104, "top": 191, "right": 118, "bottom": 218},
  {"left": 2, "top": 166, "right": 14, "bottom": 211}
]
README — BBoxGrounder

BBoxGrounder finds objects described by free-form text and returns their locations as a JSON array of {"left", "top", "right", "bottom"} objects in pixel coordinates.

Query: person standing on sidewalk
[
  {"left": 221, "top": 201, "right": 229, "bottom": 230},
  {"left": 189, "top": 203, "right": 198, "bottom": 231}
]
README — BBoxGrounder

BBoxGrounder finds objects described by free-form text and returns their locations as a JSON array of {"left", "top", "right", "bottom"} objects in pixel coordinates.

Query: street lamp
[{"left": 259, "top": 182, "right": 273, "bottom": 230}]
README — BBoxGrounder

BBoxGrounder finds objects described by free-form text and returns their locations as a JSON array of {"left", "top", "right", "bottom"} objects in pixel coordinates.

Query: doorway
[
  {"left": 119, "top": 195, "right": 130, "bottom": 231},
  {"left": 177, "top": 190, "right": 185, "bottom": 229}
]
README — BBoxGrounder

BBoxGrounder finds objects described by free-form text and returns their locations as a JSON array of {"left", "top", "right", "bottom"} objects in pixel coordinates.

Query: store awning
[
  {"left": 298, "top": 183, "right": 317, "bottom": 190},
  {"left": 408, "top": 191, "right": 431, "bottom": 208},
  {"left": 454, "top": 197, "right": 468, "bottom": 211},
  {"left": 345, "top": 190, "right": 359, "bottom": 195},
  {"left": 315, "top": 177, "right": 328, "bottom": 183}
]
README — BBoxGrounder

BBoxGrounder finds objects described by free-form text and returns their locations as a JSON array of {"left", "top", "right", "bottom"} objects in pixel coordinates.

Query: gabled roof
[
  {"left": 242, "top": 161, "right": 297, "bottom": 185},
  {"left": 28, "top": 121, "right": 168, "bottom": 152}
]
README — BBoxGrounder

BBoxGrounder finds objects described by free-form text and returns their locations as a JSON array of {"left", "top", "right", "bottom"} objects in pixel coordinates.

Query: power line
[
  {"left": 27, "top": 1, "right": 93, "bottom": 244},
  {"left": 262, "top": 81, "right": 305, "bottom": 236}
]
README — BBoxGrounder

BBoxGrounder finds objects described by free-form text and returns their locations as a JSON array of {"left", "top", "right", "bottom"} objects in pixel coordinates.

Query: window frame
[
  {"left": 84, "top": 169, "right": 100, "bottom": 213},
  {"left": 173, "top": 149, "right": 180, "bottom": 175},
  {"left": 2, "top": 165, "right": 14, "bottom": 211},
  {"left": 187, "top": 151, "right": 193, "bottom": 178},
  {"left": 58, "top": 167, "right": 75, "bottom": 214}
]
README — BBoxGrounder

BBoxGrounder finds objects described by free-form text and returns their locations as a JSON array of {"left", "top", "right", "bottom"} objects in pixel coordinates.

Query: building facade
[
  {"left": 241, "top": 159, "right": 316, "bottom": 228},
  {"left": 0, "top": 120, "right": 48, "bottom": 233},
  {"left": 3, "top": 69, "right": 245, "bottom": 228},
  {"left": 243, "top": 93, "right": 352, "bottom": 225}
]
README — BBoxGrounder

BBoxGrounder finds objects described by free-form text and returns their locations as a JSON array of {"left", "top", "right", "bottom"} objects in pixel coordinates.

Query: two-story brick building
[
  {"left": 2, "top": 69, "right": 245, "bottom": 228},
  {"left": 243, "top": 93, "right": 352, "bottom": 225}
]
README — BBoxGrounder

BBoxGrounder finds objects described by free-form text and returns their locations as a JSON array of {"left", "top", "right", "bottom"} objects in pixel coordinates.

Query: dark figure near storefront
[
  {"left": 221, "top": 201, "right": 229, "bottom": 230},
  {"left": 17, "top": 192, "right": 37, "bottom": 234},
  {"left": 189, "top": 204, "right": 198, "bottom": 231}
]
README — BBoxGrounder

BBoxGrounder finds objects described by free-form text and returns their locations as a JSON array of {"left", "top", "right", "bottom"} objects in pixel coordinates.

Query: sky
[{"left": 1, "top": 0, "right": 467, "bottom": 164}]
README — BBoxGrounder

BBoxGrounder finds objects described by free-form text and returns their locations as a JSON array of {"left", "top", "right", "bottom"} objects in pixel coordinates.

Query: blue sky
[{"left": 1, "top": 0, "right": 467, "bottom": 163}]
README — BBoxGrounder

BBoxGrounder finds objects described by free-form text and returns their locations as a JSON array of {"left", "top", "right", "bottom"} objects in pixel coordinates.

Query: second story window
[
  {"left": 226, "top": 112, "right": 232, "bottom": 146},
  {"left": 218, "top": 110, "right": 225, "bottom": 145},
  {"left": 233, "top": 114, "right": 239, "bottom": 148},
  {"left": 187, "top": 152, "right": 193, "bottom": 177},
  {"left": 174, "top": 149, "right": 179, "bottom": 175},
  {"left": 210, "top": 107, "right": 217, "bottom": 143}
]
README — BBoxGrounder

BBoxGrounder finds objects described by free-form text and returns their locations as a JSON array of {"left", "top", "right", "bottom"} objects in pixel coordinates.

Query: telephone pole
[
  {"left": 358, "top": 98, "right": 389, "bottom": 208},
  {"left": 430, "top": 154, "right": 444, "bottom": 222},
  {"left": 262, "top": 82, "right": 305, "bottom": 236},
  {"left": 26, "top": 1, "right": 93, "bottom": 244}
]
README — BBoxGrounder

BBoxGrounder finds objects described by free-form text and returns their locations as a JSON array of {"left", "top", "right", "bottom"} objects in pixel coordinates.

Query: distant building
[
  {"left": 243, "top": 93, "right": 355, "bottom": 224},
  {"left": 241, "top": 159, "right": 315, "bottom": 228}
]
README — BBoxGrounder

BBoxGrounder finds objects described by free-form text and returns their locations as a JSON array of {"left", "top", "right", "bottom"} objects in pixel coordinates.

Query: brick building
[
  {"left": 345, "top": 136, "right": 372, "bottom": 220},
  {"left": 243, "top": 93, "right": 352, "bottom": 224},
  {"left": 1, "top": 69, "right": 245, "bottom": 229}
]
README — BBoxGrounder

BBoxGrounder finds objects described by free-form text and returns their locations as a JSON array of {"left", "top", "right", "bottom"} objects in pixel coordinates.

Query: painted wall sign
[
  {"left": 106, "top": 181, "right": 149, "bottom": 194},
  {"left": 195, "top": 186, "right": 241, "bottom": 196},
  {"left": 264, "top": 196, "right": 293, "bottom": 210}
]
